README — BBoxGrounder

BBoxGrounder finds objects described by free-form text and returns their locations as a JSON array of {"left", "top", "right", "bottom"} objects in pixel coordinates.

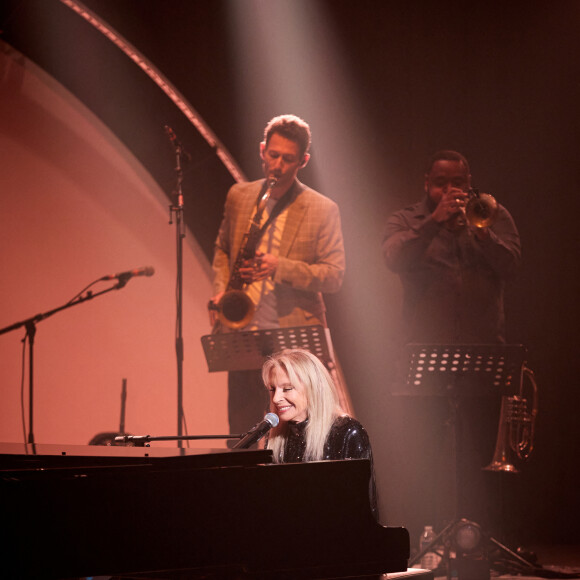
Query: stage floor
[
  {"left": 505, "top": 544, "right": 580, "bottom": 578},
  {"left": 426, "top": 544, "right": 580, "bottom": 579}
]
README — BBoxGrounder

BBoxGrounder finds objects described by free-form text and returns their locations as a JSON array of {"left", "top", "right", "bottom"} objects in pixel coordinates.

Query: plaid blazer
[{"left": 212, "top": 179, "right": 345, "bottom": 328}]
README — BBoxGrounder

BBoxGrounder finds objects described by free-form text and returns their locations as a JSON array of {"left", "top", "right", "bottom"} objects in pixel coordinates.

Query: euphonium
[
  {"left": 211, "top": 177, "right": 277, "bottom": 330},
  {"left": 483, "top": 365, "right": 538, "bottom": 473}
]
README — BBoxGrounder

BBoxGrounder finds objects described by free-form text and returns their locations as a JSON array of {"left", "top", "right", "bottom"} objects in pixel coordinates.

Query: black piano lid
[{"left": 0, "top": 441, "right": 273, "bottom": 472}]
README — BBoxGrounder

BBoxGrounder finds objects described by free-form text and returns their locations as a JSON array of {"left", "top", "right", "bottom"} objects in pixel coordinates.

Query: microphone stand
[
  {"left": 115, "top": 433, "right": 243, "bottom": 447},
  {"left": 167, "top": 128, "right": 186, "bottom": 448},
  {"left": 0, "top": 283, "right": 127, "bottom": 445}
]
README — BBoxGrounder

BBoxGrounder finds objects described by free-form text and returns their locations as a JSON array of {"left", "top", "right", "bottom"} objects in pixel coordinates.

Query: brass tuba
[
  {"left": 483, "top": 365, "right": 538, "bottom": 473},
  {"left": 211, "top": 177, "right": 277, "bottom": 331}
]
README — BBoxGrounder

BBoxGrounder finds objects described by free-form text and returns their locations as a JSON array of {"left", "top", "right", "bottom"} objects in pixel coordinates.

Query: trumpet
[
  {"left": 447, "top": 188, "right": 499, "bottom": 230},
  {"left": 210, "top": 177, "right": 277, "bottom": 331},
  {"left": 483, "top": 365, "right": 538, "bottom": 473},
  {"left": 464, "top": 188, "right": 499, "bottom": 228}
]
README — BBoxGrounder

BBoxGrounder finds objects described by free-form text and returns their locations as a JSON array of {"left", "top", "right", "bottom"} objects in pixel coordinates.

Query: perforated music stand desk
[
  {"left": 395, "top": 343, "right": 527, "bottom": 397},
  {"left": 201, "top": 325, "right": 334, "bottom": 372}
]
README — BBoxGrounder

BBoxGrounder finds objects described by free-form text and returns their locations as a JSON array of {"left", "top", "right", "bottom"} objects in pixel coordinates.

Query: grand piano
[{"left": 0, "top": 442, "right": 410, "bottom": 579}]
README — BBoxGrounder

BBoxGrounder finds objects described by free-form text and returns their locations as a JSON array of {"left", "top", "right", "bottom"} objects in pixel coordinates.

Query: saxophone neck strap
[{"left": 256, "top": 180, "right": 300, "bottom": 238}]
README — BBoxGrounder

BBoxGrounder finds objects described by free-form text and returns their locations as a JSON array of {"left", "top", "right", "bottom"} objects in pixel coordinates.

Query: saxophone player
[{"left": 209, "top": 114, "right": 346, "bottom": 439}]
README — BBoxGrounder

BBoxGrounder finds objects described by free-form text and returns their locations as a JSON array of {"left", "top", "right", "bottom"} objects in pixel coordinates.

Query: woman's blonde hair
[{"left": 262, "top": 348, "right": 343, "bottom": 462}]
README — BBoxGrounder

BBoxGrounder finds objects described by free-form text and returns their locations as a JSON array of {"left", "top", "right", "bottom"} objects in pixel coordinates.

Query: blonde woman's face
[{"left": 267, "top": 367, "right": 308, "bottom": 423}]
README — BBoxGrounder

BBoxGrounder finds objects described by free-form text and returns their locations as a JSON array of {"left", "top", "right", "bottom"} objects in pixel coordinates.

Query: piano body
[{"left": 0, "top": 442, "right": 409, "bottom": 579}]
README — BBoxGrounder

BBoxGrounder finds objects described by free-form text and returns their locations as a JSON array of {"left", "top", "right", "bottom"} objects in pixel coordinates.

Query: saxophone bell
[{"left": 210, "top": 290, "right": 255, "bottom": 331}]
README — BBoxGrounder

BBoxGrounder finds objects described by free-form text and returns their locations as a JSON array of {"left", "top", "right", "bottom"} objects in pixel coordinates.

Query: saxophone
[{"left": 211, "top": 177, "right": 277, "bottom": 330}]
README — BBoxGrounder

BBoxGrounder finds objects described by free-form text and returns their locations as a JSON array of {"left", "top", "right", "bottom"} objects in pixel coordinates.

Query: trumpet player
[
  {"left": 382, "top": 150, "right": 521, "bottom": 345},
  {"left": 383, "top": 150, "right": 522, "bottom": 531},
  {"left": 209, "top": 115, "right": 346, "bottom": 438}
]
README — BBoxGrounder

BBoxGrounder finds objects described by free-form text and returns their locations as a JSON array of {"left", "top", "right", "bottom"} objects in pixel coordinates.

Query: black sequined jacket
[{"left": 280, "top": 415, "right": 379, "bottom": 519}]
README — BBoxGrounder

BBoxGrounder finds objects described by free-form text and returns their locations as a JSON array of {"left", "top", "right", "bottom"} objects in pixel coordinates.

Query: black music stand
[
  {"left": 201, "top": 325, "right": 335, "bottom": 372},
  {"left": 401, "top": 343, "right": 526, "bottom": 519},
  {"left": 401, "top": 343, "right": 526, "bottom": 399},
  {"left": 403, "top": 344, "right": 536, "bottom": 577}
]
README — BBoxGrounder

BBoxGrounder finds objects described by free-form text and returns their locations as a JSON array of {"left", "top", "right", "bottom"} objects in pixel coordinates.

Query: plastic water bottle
[{"left": 419, "top": 525, "right": 440, "bottom": 570}]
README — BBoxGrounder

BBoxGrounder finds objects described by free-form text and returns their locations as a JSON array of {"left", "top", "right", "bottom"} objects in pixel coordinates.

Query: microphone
[
  {"left": 101, "top": 266, "right": 155, "bottom": 282},
  {"left": 232, "top": 413, "right": 279, "bottom": 449},
  {"left": 164, "top": 125, "right": 191, "bottom": 161},
  {"left": 114, "top": 434, "right": 150, "bottom": 446}
]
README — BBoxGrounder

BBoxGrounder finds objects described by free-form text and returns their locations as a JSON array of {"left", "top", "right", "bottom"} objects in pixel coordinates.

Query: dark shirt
[
  {"left": 283, "top": 416, "right": 379, "bottom": 519},
  {"left": 383, "top": 197, "right": 521, "bottom": 344}
]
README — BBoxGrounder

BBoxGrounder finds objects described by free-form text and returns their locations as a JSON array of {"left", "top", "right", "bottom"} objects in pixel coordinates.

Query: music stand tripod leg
[{"left": 488, "top": 535, "right": 536, "bottom": 572}]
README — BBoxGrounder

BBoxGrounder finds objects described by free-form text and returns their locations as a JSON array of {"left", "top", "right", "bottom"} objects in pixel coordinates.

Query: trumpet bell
[{"left": 465, "top": 192, "right": 498, "bottom": 228}]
